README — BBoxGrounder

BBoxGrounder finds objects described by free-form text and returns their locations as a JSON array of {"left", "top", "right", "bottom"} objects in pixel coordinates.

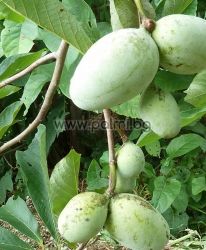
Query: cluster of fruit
[
  {"left": 58, "top": 141, "right": 169, "bottom": 250},
  {"left": 58, "top": 13, "right": 206, "bottom": 250},
  {"left": 70, "top": 14, "right": 206, "bottom": 139}
]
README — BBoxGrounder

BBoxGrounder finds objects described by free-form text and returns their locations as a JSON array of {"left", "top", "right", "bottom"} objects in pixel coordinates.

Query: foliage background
[{"left": 0, "top": 0, "right": 206, "bottom": 249}]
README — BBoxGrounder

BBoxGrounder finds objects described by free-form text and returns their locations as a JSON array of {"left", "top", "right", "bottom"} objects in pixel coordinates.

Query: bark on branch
[{"left": 0, "top": 41, "right": 69, "bottom": 154}]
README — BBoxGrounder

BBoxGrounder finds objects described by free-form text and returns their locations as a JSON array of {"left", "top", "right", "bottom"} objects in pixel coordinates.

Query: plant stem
[
  {"left": 0, "top": 41, "right": 69, "bottom": 154},
  {"left": 168, "top": 230, "right": 199, "bottom": 247},
  {"left": 103, "top": 109, "right": 116, "bottom": 196},
  {"left": 134, "top": 0, "right": 146, "bottom": 18}
]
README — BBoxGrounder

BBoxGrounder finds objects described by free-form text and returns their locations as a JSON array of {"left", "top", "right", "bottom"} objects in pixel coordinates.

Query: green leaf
[
  {"left": 50, "top": 149, "right": 81, "bottom": 215},
  {"left": 110, "top": 0, "right": 139, "bottom": 30},
  {"left": 60, "top": 49, "right": 82, "bottom": 98},
  {"left": 0, "top": 1, "right": 24, "bottom": 22},
  {"left": 16, "top": 125, "right": 58, "bottom": 240},
  {"left": 0, "top": 85, "right": 20, "bottom": 99},
  {"left": 184, "top": 70, "right": 206, "bottom": 108},
  {"left": 145, "top": 140, "right": 161, "bottom": 157},
  {"left": 45, "top": 98, "right": 65, "bottom": 154},
  {"left": 0, "top": 196, "right": 42, "bottom": 243},
  {"left": 0, "top": 50, "right": 44, "bottom": 82},
  {"left": 2, "top": 0, "right": 97, "bottom": 54},
  {"left": 161, "top": 0, "right": 197, "bottom": 16},
  {"left": 39, "top": 29, "right": 61, "bottom": 52},
  {"left": 181, "top": 106, "right": 206, "bottom": 127},
  {"left": 141, "top": 0, "right": 156, "bottom": 19},
  {"left": 112, "top": 95, "right": 141, "bottom": 118},
  {"left": 172, "top": 185, "right": 189, "bottom": 213},
  {"left": 63, "top": 0, "right": 97, "bottom": 28},
  {"left": 1, "top": 19, "right": 38, "bottom": 57},
  {"left": 152, "top": 176, "right": 181, "bottom": 213},
  {"left": 137, "top": 130, "right": 160, "bottom": 147},
  {"left": 0, "top": 101, "right": 22, "bottom": 140},
  {"left": 21, "top": 63, "right": 55, "bottom": 115},
  {"left": 166, "top": 134, "right": 206, "bottom": 158},
  {"left": 86, "top": 159, "right": 108, "bottom": 191},
  {"left": 154, "top": 70, "right": 193, "bottom": 92},
  {"left": 163, "top": 208, "right": 189, "bottom": 235},
  {"left": 0, "top": 171, "right": 13, "bottom": 204},
  {"left": 0, "top": 227, "right": 33, "bottom": 250},
  {"left": 191, "top": 177, "right": 206, "bottom": 195}
]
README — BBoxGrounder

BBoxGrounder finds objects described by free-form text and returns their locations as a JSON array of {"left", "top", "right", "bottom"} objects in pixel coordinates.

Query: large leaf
[
  {"left": 137, "top": 130, "right": 160, "bottom": 147},
  {"left": 1, "top": 19, "right": 38, "bottom": 57},
  {"left": 154, "top": 70, "right": 193, "bottom": 92},
  {"left": 191, "top": 177, "right": 206, "bottom": 195},
  {"left": 45, "top": 98, "right": 65, "bottom": 154},
  {"left": 0, "top": 227, "right": 33, "bottom": 250},
  {"left": 50, "top": 149, "right": 81, "bottom": 215},
  {"left": 152, "top": 176, "right": 181, "bottom": 213},
  {"left": 110, "top": 0, "right": 139, "bottom": 30},
  {"left": 0, "top": 197, "right": 42, "bottom": 243},
  {"left": 16, "top": 125, "right": 58, "bottom": 240},
  {"left": 161, "top": 0, "right": 197, "bottom": 16},
  {"left": 2, "top": 0, "right": 97, "bottom": 54},
  {"left": 181, "top": 106, "right": 206, "bottom": 127},
  {"left": 0, "top": 171, "right": 13, "bottom": 204},
  {"left": 184, "top": 70, "right": 206, "bottom": 108},
  {"left": 0, "top": 50, "right": 44, "bottom": 82},
  {"left": 145, "top": 140, "right": 161, "bottom": 157},
  {"left": 63, "top": 0, "right": 97, "bottom": 27},
  {"left": 21, "top": 63, "right": 55, "bottom": 115},
  {"left": 0, "top": 85, "right": 20, "bottom": 99},
  {"left": 0, "top": 1, "right": 24, "bottom": 22},
  {"left": 86, "top": 159, "right": 108, "bottom": 191},
  {"left": 166, "top": 133, "right": 206, "bottom": 158},
  {"left": 112, "top": 95, "right": 140, "bottom": 118},
  {"left": 0, "top": 101, "right": 22, "bottom": 140}
]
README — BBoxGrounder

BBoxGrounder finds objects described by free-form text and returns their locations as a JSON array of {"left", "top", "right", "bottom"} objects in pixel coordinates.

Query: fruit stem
[
  {"left": 103, "top": 109, "right": 116, "bottom": 196},
  {"left": 111, "top": 115, "right": 128, "bottom": 143},
  {"left": 134, "top": 0, "right": 146, "bottom": 18}
]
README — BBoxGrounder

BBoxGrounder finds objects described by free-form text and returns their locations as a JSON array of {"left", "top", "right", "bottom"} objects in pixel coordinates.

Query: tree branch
[
  {"left": 103, "top": 109, "right": 116, "bottom": 196},
  {"left": 0, "top": 41, "right": 69, "bottom": 154},
  {"left": 0, "top": 52, "right": 57, "bottom": 89}
]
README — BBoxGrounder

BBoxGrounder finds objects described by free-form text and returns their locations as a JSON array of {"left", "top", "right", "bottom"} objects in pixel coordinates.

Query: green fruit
[
  {"left": 117, "top": 141, "right": 145, "bottom": 178},
  {"left": 152, "top": 14, "right": 206, "bottom": 75},
  {"left": 70, "top": 28, "right": 159, "bottom": 111},
  {"left": 139, "top": 85, "right": 180, "bottom": 138},
  {"left": 115, "top": 171, "right": 136, "bottom": 193},
  {"left": 105, "top": 193, "right": 170, "bottom": 250},
  {"left": 58, "top": 192, "right": 108, "bottom": 243}
]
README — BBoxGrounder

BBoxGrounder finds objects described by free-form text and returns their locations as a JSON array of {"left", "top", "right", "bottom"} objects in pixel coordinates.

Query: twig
[
  {"left": 168, "top": 229, "right": 199, "bottom": 247},
  {"left": 0, "top": 52, "right": 57, "bottom": 89},
  {"left": 76, "top": 241, "right": 89, "bottom": 250},
  {"left": 103, "top": 109, "right": 116, "bottom": 196},
  {"left": 0, "top": 41, "right": 69, "bottom": 154}
]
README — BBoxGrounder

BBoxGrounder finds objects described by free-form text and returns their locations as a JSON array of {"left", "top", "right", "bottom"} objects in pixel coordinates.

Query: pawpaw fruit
[
  {"left": 58, "top": 192, "right": 108, "bottom": 243},
  {"left": 115, "top": 171, "right": 136, "bottom": 193},
  {"left": 70, "top": 28, "right": 159, "bottom": 111},
  {"left": 105, "top": 193, "right": 170, "bottom": 250},
  {"left": 152, "top": 14, "right": 206, "bottom": 75},
  {"left": 139, "top": 85, "right": 181, "bottom": 138},
  {"left": 117, "top": 141, "right": 145, "bottom": 178}
]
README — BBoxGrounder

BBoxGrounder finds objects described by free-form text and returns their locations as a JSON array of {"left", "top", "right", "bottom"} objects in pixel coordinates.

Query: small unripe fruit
[
  {"left": 70, "top": 28, "right": 159, "bottom": 111},
  {"left": 152, "top": 14, "right": 206, "bottom": 75},
  {"left": 139, "top": 85, "right": 181, "bottom": 138},
  {"left": 58, "top": 192, "right": 108, "bottom": 243},
  {"left": 105, "top": 193, "right": 170, "bottom": 250},
  {"left": 117, "top": 141, "right": 145, "bottom": 178}
]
